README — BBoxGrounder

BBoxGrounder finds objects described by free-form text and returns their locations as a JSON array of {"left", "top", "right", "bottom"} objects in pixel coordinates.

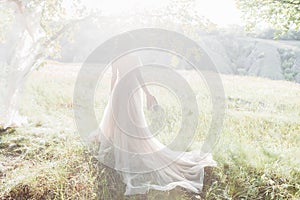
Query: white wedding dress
[{"left": 88, "top": 54, "right": 217, "bottom": 195}]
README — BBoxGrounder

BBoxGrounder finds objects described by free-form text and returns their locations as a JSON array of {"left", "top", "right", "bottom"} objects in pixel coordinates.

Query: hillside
[
  {"left": 199, "top": 35, "right": 300, "bottom": 83},
  {"left": 0, "top": 64, "right": 299, "bottom": 199}
]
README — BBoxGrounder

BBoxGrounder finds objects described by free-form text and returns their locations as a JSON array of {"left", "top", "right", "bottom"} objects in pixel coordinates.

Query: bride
[{"left": 88, "top": 53, "right": 217, "bottom": 195}]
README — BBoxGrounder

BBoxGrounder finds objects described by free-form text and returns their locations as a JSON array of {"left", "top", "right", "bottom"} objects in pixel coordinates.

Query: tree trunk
[
  {"left": 0, "top": 1, "right": 91, "bottom": 128},
  {"left": 2, "top": 30, "right": 40, "bottom": 128}
]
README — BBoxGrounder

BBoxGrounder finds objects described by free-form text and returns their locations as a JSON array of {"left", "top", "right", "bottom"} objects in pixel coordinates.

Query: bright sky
[
  {"left": 68, "top": 0, "right": 243, "bottom": 27},
  {"left": 196, "top": 0, "right": 243, "bottom": 27}
]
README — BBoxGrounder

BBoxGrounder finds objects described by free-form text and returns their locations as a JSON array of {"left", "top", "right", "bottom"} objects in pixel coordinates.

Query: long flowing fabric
[{"left": 89, "top": 55, "right": 217, "bottom": 195}]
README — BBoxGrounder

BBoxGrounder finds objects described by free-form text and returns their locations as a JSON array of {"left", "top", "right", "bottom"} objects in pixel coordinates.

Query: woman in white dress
[{"left": 88, "top": 53, "right": 217, "bottom": 195}]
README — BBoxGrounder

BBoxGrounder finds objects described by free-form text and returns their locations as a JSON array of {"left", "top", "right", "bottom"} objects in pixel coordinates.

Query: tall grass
[{"left": 0, "top": 64, "right": 299, "bottom": 199}]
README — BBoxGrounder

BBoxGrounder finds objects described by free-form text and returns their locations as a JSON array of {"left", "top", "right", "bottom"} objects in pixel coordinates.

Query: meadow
[{"left": 0, "top": 63, "right": 300, "bottom": 199}]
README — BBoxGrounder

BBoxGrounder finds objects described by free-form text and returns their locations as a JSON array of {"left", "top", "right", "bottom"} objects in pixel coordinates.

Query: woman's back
[{"left": 112, "top": 54, "right": 142, "bottom": 79}]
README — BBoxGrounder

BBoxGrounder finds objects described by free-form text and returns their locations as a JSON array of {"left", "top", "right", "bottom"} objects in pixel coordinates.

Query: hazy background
[{"left": 0, "top": 0, "right": 300, "bottom": 199}]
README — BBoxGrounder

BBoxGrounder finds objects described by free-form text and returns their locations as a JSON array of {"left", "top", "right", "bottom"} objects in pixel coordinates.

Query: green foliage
[
  {"left": 254, "top": 27, "right": 300, "bottom": 40},
  {"left": 278, "top": 48, "right": 299, "bottom": 81},
  {"left": 237, "top": 0, "right": 300, "bottom": 35},
  {"left": 0, "top": 0, "right": 88, "bottom": 60}
]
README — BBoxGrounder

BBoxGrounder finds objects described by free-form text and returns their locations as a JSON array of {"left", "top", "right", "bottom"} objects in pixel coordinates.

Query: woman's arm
[
  {"left": 133, "top": 56, "right": 151, "bottom": 97},
  {"left": 136, "top": 68, "right": 151, "bottom": 96},
  {"left": 134, "top": 58, "right": 158, "bottom": 109}
]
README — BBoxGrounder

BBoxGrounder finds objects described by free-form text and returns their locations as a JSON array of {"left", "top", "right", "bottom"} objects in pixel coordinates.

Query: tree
[
  {"left": 237, "top": 0, "right": 300, "bottom": 34},
  {"left": 0, "top": 0, "right": 213, "bottom": 129},
  {"left": 0, "top": 0, "right": 94, "bottom": 128}
]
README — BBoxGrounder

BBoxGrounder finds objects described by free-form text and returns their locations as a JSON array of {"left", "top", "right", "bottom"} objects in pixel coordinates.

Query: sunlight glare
[{"left": 64, "top": 0, "right": 242, "bottom": 26}]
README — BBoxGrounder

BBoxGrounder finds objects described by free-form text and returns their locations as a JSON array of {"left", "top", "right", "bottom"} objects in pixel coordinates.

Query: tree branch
[
  {"left": 42, "top": 14, "right": 97, "bottom": 47},
  {"left": 274, "top": 0, "right": 300, "bottom": 10}
]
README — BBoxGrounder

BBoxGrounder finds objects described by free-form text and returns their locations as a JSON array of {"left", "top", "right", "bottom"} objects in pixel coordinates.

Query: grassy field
[{"left": 0, "top": 63, "right": 300, "bottom": 199}]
